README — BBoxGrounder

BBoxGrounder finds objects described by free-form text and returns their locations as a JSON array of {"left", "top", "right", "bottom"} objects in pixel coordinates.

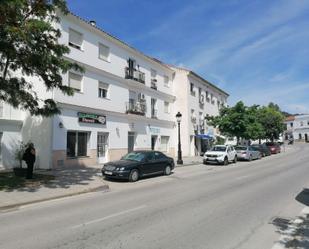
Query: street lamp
[{"left": 176, "top": 112, "right": 183, "bottom": 165}]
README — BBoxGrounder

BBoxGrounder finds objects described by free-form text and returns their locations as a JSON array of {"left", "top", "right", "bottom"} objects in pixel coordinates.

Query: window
[
  {"left": 290, "top": 123, "right": 293, "bottom": 127},
  {"left": 160, "top": 137, "right": 169, "bottom": 152},
  {"left": 190, "top": 83, "right": 195, "bottom": 95},
  {"left": 0, "top": 132, "right": 2, "bottom": 164},
  {"left": 66, "top": 131, "right": 88, "bottom": 157},
  {"left": 164, "top": 75, "right": 169, "bottom": 87},
  {"left": 0, "top": 101, "right": 3, "bottom": 117},
  {"left": 151, "top": 69, "right": 157, "bottom": 79},
  {"left": 206, "top": 91, "right": 210, "bottom": 101},
  {"left": 98, "top": 81, "right": 109, "bottom": 98},
  {"left": 300, "top": 121, "right": 304, "bottom": 126},
  {"left": 68, "top": 72, "right": 82, "bottom": 92},
  {"left": 69, "top": 28, "right": 83, "bottom": 50},
  {"left": 164, "top": 101, "right": 170, "bottom": 113},
  {"left": 99, "top": 43, "right": 110, "bottom": 61}
]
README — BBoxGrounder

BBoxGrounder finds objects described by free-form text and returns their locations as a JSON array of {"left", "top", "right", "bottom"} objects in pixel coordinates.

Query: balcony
[
  {"left": 125, "top": 67, "right": 145, "bottom": 84},
  {"left": 151, "top": 79, "right": 157, "bottom": 90},
  {"left": 126, "top": 100, "right": 147, "bottom": 116},
  {"left": 151, "top": 109, "right": 158, "bottom": 119}
]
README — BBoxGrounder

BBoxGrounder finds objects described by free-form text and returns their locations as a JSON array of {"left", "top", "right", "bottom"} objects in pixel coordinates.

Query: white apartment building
[
  {"left": 0, "top": 12, "right": 229, "bottom": 169},
  {"left": 0, "top": 12, "right": 176, "bottom": 169},
  {"left": 170, "top": 66, "right": 229, "bottom": 157}
]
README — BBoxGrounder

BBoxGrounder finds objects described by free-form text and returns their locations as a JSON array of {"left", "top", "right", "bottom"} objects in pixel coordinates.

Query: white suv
[{"left": 203, "top": 145, "right": 237, "bottom": 165}]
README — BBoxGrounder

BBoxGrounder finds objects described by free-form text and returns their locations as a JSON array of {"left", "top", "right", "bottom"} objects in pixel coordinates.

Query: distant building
[{"left": 284, "top": 115, "right": 309, "bottom": 142}]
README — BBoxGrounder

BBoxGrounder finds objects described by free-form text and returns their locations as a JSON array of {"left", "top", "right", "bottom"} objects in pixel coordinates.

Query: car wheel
[
  {"left": 129, "top": 169, "right": 139, "bottom": 182},
  {"left": 233, "top": 156, "right": 237, "bottom": 163},
  {"left": 223, "top": 157, "right": 228, "bottom": 166},
  {"left": 248, "top": 155, "right": 252, "bottom": 161},
  {"left": 164, "top": 165, "right": 172, "bottom": 175}
]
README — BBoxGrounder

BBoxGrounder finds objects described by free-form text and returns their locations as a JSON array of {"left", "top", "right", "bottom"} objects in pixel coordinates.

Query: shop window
[
  {"left": 66, "top": 131, "right": 88, "bottom": 157},
  {"left": 0, "top": 132, "right": 2, "bottom": 163},
  {"left": 0, "top": 101, "right": 3, "bottom": 117},
  {"left": 160, "top": 136, "right": 169, "bottom": 152}
]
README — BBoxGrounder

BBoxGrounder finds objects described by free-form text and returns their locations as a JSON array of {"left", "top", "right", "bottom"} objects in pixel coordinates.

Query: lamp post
[{"left": 176, "top": 112, "right": 183, "bottom": 165}]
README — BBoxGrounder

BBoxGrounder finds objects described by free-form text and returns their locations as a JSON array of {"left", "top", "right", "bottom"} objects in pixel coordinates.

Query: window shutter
[
  {"left": 69, "top": 72, "right": 82, "bottom": 91},
  {"left": 69, "top": 29, "right": 83, "bottom": 47},
  {"left": 99, "top": 81, "right": 109, "bottom": 89},
  {"left": 99, "top": 43, "right": 110, "bottom": 60}
]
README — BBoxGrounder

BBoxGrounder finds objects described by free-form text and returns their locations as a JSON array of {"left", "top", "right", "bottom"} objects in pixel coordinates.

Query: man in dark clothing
[{"left": 23, "top": 143, "right": 36, "bottom": 179}]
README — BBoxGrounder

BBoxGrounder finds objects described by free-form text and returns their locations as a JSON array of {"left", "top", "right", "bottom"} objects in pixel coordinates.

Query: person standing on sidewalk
[{"left": 23, "top": 143, "right": 36, "bottom": 179}]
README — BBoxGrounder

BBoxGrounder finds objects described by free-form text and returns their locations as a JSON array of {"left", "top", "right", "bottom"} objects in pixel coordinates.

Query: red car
[{"left": 265, "top": 142, "right": 281, "bottom": 154}]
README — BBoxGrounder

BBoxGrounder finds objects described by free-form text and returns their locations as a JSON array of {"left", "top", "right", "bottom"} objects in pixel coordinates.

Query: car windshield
[
  {"left": 122, "top": 152, "right": 146, "bottom": 162},
  {"left": 211, "top": 146, "right": 226, "bottom": 152},
  {"left": 235, "top": 146, "right": 247, "bottom": 150},
  {"left": 265, "top": 142, "right": 275, "bottom": 146}
]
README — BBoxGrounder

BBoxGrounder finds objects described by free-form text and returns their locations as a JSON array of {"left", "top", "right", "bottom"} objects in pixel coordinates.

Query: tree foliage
[
  {"left": 0, "top": 0, "right": 83, "bottom": 116},
  {"left": 206, "top": 101, "right": 285, "bottom": 143}
]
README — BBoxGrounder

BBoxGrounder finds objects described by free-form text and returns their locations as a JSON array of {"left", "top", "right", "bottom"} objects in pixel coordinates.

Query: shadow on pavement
[
  {"left": 1, "top": 166, "right": 101, "bottom": 193},
  {"left": 270, "top": 188, "right": 309, "bottom": 248}
]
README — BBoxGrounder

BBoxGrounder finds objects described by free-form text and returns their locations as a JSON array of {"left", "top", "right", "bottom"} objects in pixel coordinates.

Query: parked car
[
  {"left": 251, "top": 144, "right": 271, "bottom": 157},
  {"left": 102, "top": 151, "right": 175, "bottom": 182},
  {"left": 203, "top": 145, "right": 237, "bottom": 165},
  {"left": 235, "top": 145, "right": 262, "bottom": 161},
  {"left": 265, "top": 142, "right": 281, "bottom": 154}
]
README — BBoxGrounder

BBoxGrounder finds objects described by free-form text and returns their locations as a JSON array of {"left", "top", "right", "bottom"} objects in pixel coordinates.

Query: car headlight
[
  {"left": 217, "top": 154, "right": 224, "bottom": 157},
  {"left": 116, "top": 167, "right": 125, "bottom": 171}
]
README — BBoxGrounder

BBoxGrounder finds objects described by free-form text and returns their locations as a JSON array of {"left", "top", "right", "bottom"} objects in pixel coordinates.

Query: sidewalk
[
  {"left": 175, "top": 155, "right": 203, "bottom": 166},
  {"left": 0, "top": 166, "right": 109, "bottom": 211},
  {"left": 0, "top": 156, "right": 203, "bottom": 211}
]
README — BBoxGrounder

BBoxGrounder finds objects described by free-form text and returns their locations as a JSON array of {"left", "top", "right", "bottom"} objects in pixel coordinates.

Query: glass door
[{"left": 97, "top": 132, "right": 108, "bottom": 164}]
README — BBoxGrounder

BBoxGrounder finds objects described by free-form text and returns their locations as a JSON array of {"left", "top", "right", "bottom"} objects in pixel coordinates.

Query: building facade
[
  {"left": 284, "top": 115, "right": 309, "bottom": 142},
  {"left": 170, "top": 66, "right": 229, "bottom": 157},
  {"left": 0, "top": 12, "right": 229, "bottom": 169}
]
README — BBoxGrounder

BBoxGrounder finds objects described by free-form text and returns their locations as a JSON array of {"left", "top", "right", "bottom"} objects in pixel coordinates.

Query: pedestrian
[{"left": 23, "top": 143, "right": 36, "bottom": 179}]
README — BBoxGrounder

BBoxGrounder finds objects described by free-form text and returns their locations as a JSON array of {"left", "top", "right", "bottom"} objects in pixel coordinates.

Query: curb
[
  {"left": 176, "top": 162, "right": 202, "bottom": 167},
  {"left": 271, "top": 207, "right": 309, "bottom": 249},
  {"left": 0, "top": 184, "right": 110, "bottom": 212}
]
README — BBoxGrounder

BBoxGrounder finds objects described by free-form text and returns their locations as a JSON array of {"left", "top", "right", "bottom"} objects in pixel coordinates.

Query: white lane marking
[{"left": 71, "top": 205, "right": 146, "bottom": 229}]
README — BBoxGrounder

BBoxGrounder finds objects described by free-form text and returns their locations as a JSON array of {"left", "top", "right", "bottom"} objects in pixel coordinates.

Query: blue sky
[{"left": 67, "top": 0, "right": 309, "bottom": 114}]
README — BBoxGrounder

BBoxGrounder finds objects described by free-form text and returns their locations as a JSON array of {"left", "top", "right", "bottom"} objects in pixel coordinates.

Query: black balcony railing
[
  {"left": 126, "top": 101, "right": 147, "bottom": 116},
  {"left": 125, "top": 67, "right": 145, "bottom": 84}
]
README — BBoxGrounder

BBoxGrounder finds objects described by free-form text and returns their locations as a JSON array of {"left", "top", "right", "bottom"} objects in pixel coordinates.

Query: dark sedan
[
  {"left": 265, "top": 142, "right": 281, "bottom": 154},
  {"left": 102, "top": 151, "right": 175, "bottom": 182},
  {"left": 251, "top": 144, "right": 271, "bottom": 157}
]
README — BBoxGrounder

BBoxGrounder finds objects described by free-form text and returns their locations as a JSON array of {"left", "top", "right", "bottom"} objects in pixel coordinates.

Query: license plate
[
  {"left": 104, "top": 171, "right": 113, "bottom": 175},
  {"left": 207, "top": 158, "right": 215, "bottom": 161}
]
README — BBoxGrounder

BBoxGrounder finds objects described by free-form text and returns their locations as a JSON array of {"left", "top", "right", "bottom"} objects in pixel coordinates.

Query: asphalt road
[{"left": 0, "top": 143, "right": 308, "bottom": 249}]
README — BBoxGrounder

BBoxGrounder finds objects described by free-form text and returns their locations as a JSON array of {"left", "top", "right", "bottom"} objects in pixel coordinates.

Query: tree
[
  {"left": 0, "top": 0, "right": 83, "bottom": 116},
  {"left": 258, "top": 106, "right": 285, "bottom": 142},
  {"left": 206, "top": 101, "right": 248, "bottom": 144},
  {"left": 243, "top": 105, "right": 265, "bottom": 142}
]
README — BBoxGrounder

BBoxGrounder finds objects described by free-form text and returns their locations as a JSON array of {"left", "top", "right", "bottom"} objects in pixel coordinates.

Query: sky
[{"left": 67, "top": 0, "right": 309, "bottom": 114}]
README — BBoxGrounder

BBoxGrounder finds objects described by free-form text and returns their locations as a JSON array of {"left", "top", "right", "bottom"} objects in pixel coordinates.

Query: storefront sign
[
  {"left": 149, "top": 127, "right": 160, "bottom": 134},
  {"left": 78, "top": 112, "right": 106, "bottom": 125}
]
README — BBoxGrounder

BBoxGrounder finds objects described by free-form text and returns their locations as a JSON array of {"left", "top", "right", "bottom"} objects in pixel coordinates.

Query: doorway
[
  {"left": 97, "top": 132, "right": 108, "bottom": 164},
  {"left": 151, "top": 135, "right": 157, "bottom": 150},
  {"left": 305, "top": 134, "right": 308, "bottom": 142},
  {"left": 128, "top": 132, "right": 135, "bottom": 152}
]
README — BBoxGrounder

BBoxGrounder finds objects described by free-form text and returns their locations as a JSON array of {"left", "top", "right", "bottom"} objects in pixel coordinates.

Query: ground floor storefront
[{"left": 51, "top": 107, "right": 176, "bottom": 169}]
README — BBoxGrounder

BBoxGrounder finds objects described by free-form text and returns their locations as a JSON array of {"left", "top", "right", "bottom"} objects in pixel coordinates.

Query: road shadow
[
  {"left": 103, "top": 171, "right": 175, "bottom": 183},
  {"left": 270, "top": 188, "right": 309, "bottom": 248}
]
